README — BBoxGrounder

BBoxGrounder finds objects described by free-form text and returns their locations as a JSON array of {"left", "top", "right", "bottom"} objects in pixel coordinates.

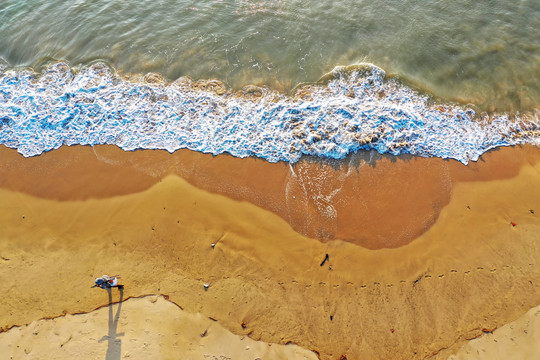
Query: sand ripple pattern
[{"left": 0, "top": 62, "right": 539, "bottom": 163}]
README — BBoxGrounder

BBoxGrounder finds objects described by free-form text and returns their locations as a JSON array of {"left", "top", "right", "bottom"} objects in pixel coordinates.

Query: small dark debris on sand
[{"left": 320, "top": 253, "right": 329, "bottom": 267}]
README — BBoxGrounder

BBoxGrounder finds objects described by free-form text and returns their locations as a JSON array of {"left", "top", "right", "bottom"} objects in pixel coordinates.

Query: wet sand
[
  {"left": 0, "top": 144, "right": 533, "bottom": 249},
  {"left": 1, "top": 144, "right": 540, "bottom": 359}
]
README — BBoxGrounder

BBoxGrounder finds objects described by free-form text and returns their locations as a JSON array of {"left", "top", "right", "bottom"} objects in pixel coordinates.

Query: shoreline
[
  {"left": 3, "top": 62, "right": 539, "bottom": 166},
  {"left": 2, "top": 144, "right": 540, "bottom": 249},
  {"left": 2, "top": 144, "right": 540, "bottom": 358}
]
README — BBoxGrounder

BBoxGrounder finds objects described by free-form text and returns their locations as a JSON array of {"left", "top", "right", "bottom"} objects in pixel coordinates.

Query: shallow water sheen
[{"left": 1, "top": 0, "right": 539, "bottom": 111}]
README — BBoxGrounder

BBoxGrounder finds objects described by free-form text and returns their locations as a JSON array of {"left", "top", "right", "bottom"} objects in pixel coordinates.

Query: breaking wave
[{"left": 0, "top": 61, "right": 539, "bottom": 164}]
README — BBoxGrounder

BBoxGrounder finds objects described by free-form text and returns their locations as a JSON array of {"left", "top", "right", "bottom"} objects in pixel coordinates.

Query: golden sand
[{"left": 1, "top": 144, "right": 540, "bottom": 359}]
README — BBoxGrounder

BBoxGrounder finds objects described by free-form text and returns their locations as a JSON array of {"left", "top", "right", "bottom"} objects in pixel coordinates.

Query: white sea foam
[{"left": 0, "top": 62, "right": 538, "bottom": 163}]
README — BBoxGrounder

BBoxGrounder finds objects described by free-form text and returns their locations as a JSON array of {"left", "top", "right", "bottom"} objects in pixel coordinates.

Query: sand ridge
[
  {"left": 0, "top": 294, "right": 318, "bottom": 360},
  {"left": 447, "top": 303, "right": 540, "bottom": 360}
]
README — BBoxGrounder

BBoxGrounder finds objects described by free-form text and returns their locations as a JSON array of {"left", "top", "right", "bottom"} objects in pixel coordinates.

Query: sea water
[{"left": 0, "top": 0, "right": 539, "bottom": 163}]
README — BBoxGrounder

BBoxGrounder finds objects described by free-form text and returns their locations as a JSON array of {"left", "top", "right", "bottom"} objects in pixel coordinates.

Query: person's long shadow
[{"left": 99, "top": 287, "right": 124, "bottom": 360}]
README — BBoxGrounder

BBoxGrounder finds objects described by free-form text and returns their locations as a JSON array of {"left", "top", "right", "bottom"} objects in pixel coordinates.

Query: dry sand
[
  {"left": 0, "top": 295, "right": 317, "bottom": 360},
  {"left": 1, "top": 144, "right": 540, "bottom": 359},
  {"left": 443, "top": 303, "right": 540, "bottom": 360}
]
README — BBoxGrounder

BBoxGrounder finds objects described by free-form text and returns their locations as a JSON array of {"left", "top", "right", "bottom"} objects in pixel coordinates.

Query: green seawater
[{"left": 1, "top": 0, "right": 539, "bottom": 112}]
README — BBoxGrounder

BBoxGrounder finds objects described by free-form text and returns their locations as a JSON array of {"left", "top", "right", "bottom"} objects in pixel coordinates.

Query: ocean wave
[{"left": 0, "top": 62, "right": 539, "bottom": 164}]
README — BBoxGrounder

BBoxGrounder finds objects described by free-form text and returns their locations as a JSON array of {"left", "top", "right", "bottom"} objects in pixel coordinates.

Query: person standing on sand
[{"left": 93, "top": 275, "right": 123, "bottom": 289}]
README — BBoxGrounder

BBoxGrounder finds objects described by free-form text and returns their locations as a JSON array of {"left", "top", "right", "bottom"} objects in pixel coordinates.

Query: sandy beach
[
  {"left": 0, "top": 295, "right": 318, "bottom": 360},
  {"left": 1, "top": 144, "right": 540, "bottom": 359},
  {"left": 444, "top": 303, "right": 540, "bottom": 360}
]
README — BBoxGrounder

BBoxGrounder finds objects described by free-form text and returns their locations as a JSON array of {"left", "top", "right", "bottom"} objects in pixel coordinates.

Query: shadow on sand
[{"left": 99, "top": 287, "right": 124, "bottom": 360}]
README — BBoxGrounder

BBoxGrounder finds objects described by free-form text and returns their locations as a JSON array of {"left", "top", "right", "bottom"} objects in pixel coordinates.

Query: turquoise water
[{"left": 0, "top": 0, "right": 539, "bottom": 162}]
